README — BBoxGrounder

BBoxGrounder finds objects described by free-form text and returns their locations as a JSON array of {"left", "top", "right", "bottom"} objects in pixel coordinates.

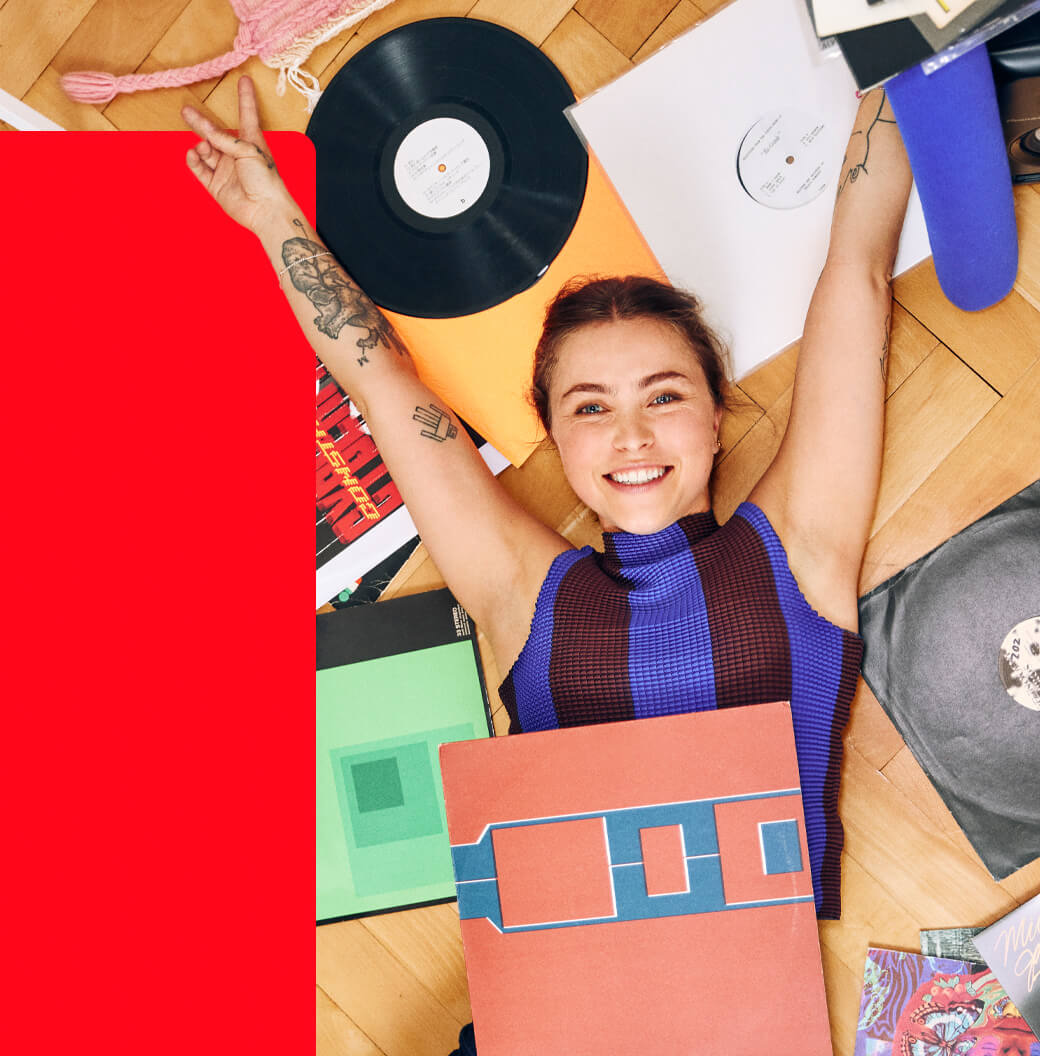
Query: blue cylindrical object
[{"left": 886, "top": 43, "right": 1018, "bottom": 311}]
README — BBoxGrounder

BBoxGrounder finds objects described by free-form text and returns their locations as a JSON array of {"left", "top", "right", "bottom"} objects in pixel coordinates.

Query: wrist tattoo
[
  {"left": 413, "top": 403, "right": 458, "bottom": 442},
  {"left": 280, "top": 219, "right": 409, "bottom": 363},
  {"left": 837, "top": 90, "right": 896, "bottom": 198}
]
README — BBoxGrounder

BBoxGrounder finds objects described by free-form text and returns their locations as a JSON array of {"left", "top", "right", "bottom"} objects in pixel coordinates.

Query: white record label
[
  {"left": 737, "top": 110, "right": 831, "bottom": 210},
  {"left": 998, "top": 616, "right": 1040, "bottom": 712},
  {"left": 392, "top": 117, "right": 491, "bottom": 220}
]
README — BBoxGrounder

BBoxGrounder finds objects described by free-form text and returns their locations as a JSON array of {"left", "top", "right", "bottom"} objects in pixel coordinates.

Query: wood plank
[
  {"left": 893, "top": 258, "right": 1040, "bottom": 394},
  {"left": 22, "top": 65, "right": 119, "bottom": 129},
  {"left": 711, "top": 383, "right": 790, "bottom": 522},
  {"left": 839, "top": 742, "right": 1017, "bottom": 925},
  {"left": 819, "top": 940, "right": 862, "bottom": 1056},
  {"left": 497, "top": 438, "right": 581, "bottom": 531},
  {"left": 574, "top": 0, "right": 677, "bottom": 57},
  {"left": 718, "top": 381, "right": 763, "bottom": 454},
  {"left": 724, "top": 297, "right": 934, "bottom": 438},
  {"left": 870, "top": 345, "right": 999, "bottom": 537},
  {"left": 881, "top": 746, "right": 995, "bottom": 878},
  {"left": 556, "top": 499, "right": 603, "bottom": 548},
  {"left": 1013, "top": 183, "right": 1040, "bottom": 313},
  {"left": 467, "top": 0, "right": 573, "bottom": 45},
  {"left": 317, "top": 985, "right": 384, "bottom": 1056},
  {"left": 100, "top": 0, "right": 239, "bottom": 128},
  {"left": 541, "top": 11, "right": 631, "bottom": 100},
  {"left": 352, "top": 0, "right": 477, "bottom": 42},
  {"left": 53, "top": 0, "right": 192, "bottom": 77},
  {"left": 844, "top": 678, "right": 905, "bottom": 773},
  {"left": 361, "top": 904, "right": 471, "bottom": 1022},
  {"left": 736, "top": 342, "right": 798, "bottom": 411},
  {"left": 632, "top": 0, "right": 704, "bottom": 63},
  {"left": 860, "top": 358, "right": 1040, "bottom": 593},
  {"left": 819, "top": 856, "right": 923, "bottom": 979},
  {"left": 884, "top": 302, "right": 941, "bottom": 397},
  {"left": 317, "top": 919, "right": 464, "bottom": 1056},
  {"left": 0, "top": 0, "right": 98, "bottom": 99}
]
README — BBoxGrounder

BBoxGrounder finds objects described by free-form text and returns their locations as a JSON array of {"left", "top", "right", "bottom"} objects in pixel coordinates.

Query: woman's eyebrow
[
  {"left": 639, "top": 370, "right": 690, "bottom": 387},
  {"left": 559, "top": 382, "right": 611, "bottom": 400}
]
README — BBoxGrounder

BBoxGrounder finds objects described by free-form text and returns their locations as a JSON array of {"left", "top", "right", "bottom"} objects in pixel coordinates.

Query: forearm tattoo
[
  {"left": 280, "top": 220, "right": 408, "bottom": 365},
  {"left": 413, "top": 403, "right": 458, "bottom": 442},
  {"left": 837, "top": 91, "right": 896, "bottom": 198},
  {"left": 880, "top": 313, "right": 891, "bottom": 383}
]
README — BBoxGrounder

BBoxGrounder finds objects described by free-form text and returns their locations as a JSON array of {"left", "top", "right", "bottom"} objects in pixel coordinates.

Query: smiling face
[{"left": 548, "top": 317, "right": 723, "bottom": 535}]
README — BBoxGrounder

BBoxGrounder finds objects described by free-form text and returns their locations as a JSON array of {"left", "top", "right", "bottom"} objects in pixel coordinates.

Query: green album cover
[{"left": 316, "top": 589, "right": 492, "bottom": 923}]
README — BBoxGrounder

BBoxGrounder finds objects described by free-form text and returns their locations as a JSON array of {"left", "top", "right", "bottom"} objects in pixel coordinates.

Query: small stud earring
[{"left": 714, "top": 438, "right": 722, "bottom": 452}]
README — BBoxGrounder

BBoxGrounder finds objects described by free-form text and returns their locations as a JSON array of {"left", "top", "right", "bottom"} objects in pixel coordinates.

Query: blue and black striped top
[{"left": 499, "top": 502, "right": 863, "bottom": 920}]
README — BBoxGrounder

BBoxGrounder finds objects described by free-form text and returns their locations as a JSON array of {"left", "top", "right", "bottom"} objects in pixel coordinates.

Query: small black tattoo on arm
[
  {"left": 280, "top": 219, "right": 407, "bottom": 361},
  {"left": 837, "top": 91, "right": 896, "bottom": 198},
  {"left": 413, "top": 403, "right": 458, "bottom": 442}
]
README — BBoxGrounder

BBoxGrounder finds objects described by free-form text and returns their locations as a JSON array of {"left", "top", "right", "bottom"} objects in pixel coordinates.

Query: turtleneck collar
[{"left": 602, "top": 510, "right": 719, "bottom": 568}]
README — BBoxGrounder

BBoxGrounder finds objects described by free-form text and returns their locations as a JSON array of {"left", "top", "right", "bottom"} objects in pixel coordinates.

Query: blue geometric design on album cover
[
  {"left": 451, "top": 790, "right": 812, "bottom": 933},
  {"left": 760, "top": 818, "right": 803, "bottom": 875}
]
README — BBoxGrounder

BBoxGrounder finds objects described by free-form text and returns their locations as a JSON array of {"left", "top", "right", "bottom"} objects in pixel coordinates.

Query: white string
[{"left": 277, "top": 250, "right": 334, "bottom": 279}]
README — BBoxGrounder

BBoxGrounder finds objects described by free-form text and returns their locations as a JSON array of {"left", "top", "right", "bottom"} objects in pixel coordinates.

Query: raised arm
[
  {"left": 182, "top": 78, "right": 568, "bottom": 664},
  {"left": 749, "top": 89, "right": 913, "bottom": 631}
]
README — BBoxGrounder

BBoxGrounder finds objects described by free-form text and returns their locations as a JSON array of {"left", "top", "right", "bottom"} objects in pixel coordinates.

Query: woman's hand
[{"left": 182, "top": 76, "right": 294, "bottom": 233}]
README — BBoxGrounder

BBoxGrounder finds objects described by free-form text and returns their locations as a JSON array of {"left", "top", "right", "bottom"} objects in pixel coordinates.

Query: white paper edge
[{"left": 0, "top": 89, "right": 65, "bottom": 131}]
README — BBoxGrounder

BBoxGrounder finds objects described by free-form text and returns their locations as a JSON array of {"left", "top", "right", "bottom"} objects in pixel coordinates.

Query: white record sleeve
[{"left": 567, "top": 0, "right": 931, "bottom": 380}]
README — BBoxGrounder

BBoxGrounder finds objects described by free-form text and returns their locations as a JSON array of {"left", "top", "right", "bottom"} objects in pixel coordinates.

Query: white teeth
[{"left": 609, "top": 467, "right": 667, "bottom": 485}]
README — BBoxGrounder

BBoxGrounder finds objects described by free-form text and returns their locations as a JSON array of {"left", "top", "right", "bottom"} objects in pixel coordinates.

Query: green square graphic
[
  {"left": 316, "top": 638, "right": 492, "bottom": 921},
  {"left": 351, "top": 758, "right": 404, "bottom": 813},
  {"left": 335, "top": 740, "right": 443, "bottom": 848}
]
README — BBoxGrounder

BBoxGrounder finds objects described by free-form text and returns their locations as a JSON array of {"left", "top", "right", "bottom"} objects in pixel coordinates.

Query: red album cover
[{"left": 440, "top": 702, "right": 832, "bottom": 1054}]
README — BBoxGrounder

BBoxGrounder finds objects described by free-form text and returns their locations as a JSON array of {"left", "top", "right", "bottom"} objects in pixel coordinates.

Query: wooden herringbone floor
[{"left": 3, "top": 1, "right": 1038, "bottom": 1053}]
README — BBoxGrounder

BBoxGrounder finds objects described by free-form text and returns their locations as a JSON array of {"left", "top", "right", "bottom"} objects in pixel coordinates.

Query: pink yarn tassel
[
  {"left": 59, "top": 1, "right": 390, "bottom": 107},
  {"left": 60, "top": 71, "right": 122, "bottom": 105},
  {"left": 61, "top": 48, "right": 250, "bottom": 105}
]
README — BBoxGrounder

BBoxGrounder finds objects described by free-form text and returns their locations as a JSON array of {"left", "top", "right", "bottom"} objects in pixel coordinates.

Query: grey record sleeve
[{"left": 858, "top": 479, "right": 1040, "bottom": 880}]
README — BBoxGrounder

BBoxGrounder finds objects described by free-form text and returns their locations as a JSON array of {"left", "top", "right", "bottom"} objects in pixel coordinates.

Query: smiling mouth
[{"left": 606, "top": 466, "right": 671, "bottom": 486}]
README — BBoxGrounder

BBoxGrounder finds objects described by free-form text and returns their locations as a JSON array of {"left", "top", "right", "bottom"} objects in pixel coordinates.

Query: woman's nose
[{"left": 612, "top": 409, "right": 654, "bottom": 451}]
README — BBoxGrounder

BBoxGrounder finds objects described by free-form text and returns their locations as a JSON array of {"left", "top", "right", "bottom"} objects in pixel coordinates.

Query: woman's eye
[
  {"left": 576, "top": 403, "right": 605, "bottom": 415},
  {"left": 651, "top": 392, "right": 678, "bottom": 405}
]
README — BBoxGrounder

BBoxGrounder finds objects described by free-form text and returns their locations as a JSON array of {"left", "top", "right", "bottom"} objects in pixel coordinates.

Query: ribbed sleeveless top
[{"left": 499, "top": 502, "right": 862, "bottom": 920}]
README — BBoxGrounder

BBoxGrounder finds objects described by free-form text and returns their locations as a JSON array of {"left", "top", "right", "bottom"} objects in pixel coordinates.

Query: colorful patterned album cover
[
  {"left": 854, "top": 947, "right": 1039, "bottom": 1056},
  {"left": 317, "top": 588, "right": 493, "bottom": 924},
  {"left": 440, "top": 701, "right": 831, "bottom": 1054},
  {"left": 315, "top": 356, "right": 508, "bottom": 608},
  {"left": 974, "top": 893, "right": 1040, "bottom": 1040}
]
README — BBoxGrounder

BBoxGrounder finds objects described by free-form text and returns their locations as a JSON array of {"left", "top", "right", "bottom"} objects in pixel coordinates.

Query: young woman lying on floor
[{"left": 183, "top": 70, "right": 909, "bottom": 960}]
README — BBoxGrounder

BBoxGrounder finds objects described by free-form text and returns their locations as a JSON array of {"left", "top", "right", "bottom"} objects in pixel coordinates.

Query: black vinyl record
[{"left": 306, "top": 18, "right": 588, "bottom": 318}]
